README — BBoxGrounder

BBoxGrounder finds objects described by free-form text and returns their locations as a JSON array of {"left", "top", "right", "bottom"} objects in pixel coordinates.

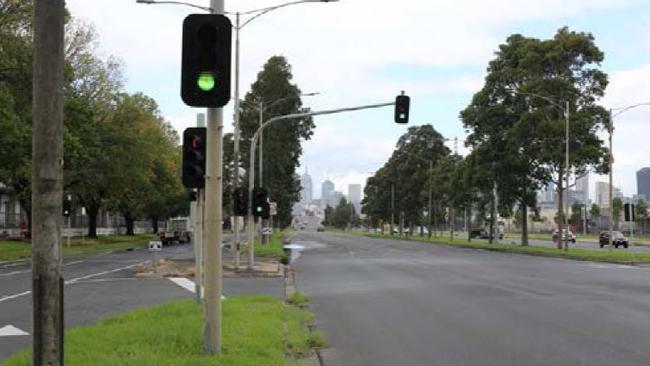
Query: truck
[{"left": 159, "top": 217, "right": 192, "bottom": 246}]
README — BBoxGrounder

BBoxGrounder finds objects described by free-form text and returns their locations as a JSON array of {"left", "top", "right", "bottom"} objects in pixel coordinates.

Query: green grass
[
  {"left": 0, "top": 234, "right": 155, "bottom": 262},
  {"left": 287, "top": 291, "right": 310, "bottom": 307},
  {"left": 504, "top": 232, "right": 650, "bottom": 245},
  {"left": 346, "top": 231, "right": 650, "bottom": 265},
  {"left": 2, "top": 295, "right": 318, "bottom": 366},
  {"left": 251, "top": 230, "right": 296, "bottom": 258}
]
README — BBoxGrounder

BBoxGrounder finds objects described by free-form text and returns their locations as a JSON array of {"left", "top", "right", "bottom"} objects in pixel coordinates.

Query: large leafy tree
[
  {"left": 238, "top": 56, "right": 314, "bottom": 228},
  {"left": 363, "top": 125, "right": 450, "bottom": 232},
  {"left": 461, "top": 27, "right": 610, "bottom": 246}
]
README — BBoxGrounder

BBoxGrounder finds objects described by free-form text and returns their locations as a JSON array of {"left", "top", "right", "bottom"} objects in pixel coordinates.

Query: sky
[{"left": 66, "top": 0, "right": 650, "bottom": 200}]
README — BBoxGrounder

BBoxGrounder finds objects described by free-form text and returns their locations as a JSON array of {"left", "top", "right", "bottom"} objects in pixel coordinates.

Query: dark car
[
  {"left": 599, "top": 231, "right": 629, "bottom": 248},
  {"left": 317, "top": 226, "right": 325, "bottom": 232}
]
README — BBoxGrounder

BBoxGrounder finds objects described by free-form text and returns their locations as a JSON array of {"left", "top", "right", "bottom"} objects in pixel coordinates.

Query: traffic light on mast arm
[
  {"left": 394, "top": 94, "right": 410, "bottom": 124},
  {"left": 181, "top": 14, "right": 232, "bottom": 107},
  {"left": 182, "top": 127, "right": 207, "bottom": 188}
]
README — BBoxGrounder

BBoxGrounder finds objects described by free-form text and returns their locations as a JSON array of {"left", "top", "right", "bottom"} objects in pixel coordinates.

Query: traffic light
[
  {"left": 181, "top": 14, "right": 232, "bottom": 107},
  {"left": 63, "top": 197, "right": 72, "bottom": 217},
  {"left": 624, "top": 203, "right": 636, "bottom": 222},
  {"left": 182, "top": 127, "right": 207, "bottom": 188},
  {"left": 233, "top": 187, "right": 247, "bottom": 216},
  {"left": 394, "top": 94, "right": 410, "bottom": 124},
  {"left": 251, "top": 187, "right": 270, "bottom": 218}
]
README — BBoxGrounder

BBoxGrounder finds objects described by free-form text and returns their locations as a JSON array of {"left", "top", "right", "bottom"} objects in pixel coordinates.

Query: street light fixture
[{"left": 607, "top": 102, "right": 650, "bottom": 250}]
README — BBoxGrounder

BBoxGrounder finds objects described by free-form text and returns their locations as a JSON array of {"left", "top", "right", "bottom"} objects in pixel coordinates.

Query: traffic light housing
[
  {"left": 394, "top": 94, "right": 410, "bottom": 124},
  {"left": 181, "top": 14, "right": 232, "bottom": 107},
  {"left": 233, "top": 187, "right": 247, "bottom": 216},
  {"left": 63, "top": 197, "right": 72, "bottom": 217},
  {"left": 251, "top": 187, "right": 270, "bottom": 218},
  {"left": 624, "top": 203, "right": 636, "bottom": 222},
  {"left": 182, "top": 127, "right": 207, "bottom": 188}
]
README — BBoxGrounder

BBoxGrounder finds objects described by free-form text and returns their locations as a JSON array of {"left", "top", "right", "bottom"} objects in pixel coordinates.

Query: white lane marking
[
  {"left": 0, "top": 262, "right": 145, "bottom": 304},
  {"left": 0, "top": 325, "right": 29, "bottom": 337},
  {"left": 0, "top": 291, "right": 31, "bottom": 304},
  {"left": 0, "top": 262, "right": 27, "bottom": 270},
  {"left": 168, "top": 277, "right": 225, "bottom": 300},
  {"left": 0, "top": 260, "right": 85, "bottom": 277}
]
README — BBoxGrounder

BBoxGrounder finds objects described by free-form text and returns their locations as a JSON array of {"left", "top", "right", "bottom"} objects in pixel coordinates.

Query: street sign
[
  {"left": 269, "top": 202, "right": 277, "bottom": 216},
  {"left": 149, "top": 241, "right": 162, "bottom": 252}
]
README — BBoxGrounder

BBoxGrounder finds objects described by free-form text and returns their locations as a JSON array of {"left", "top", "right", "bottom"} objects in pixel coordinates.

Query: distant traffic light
[
  {"left": 624, "top": 203, "right": 636, "bottom": 222},
  {"left": 394, "top": 94, "right": 410, "bottom": 124},
  {"left": 181, "top": 14, "right": 232, "bottom": 107},
  {"left": 182, "top": 127, "right": 207, "bottom": 188},
  {"left": 63, "top": 196, "right": 72, "bottom": 217},
  {"left": 251, "top": 187, "right": 270, "bottom": 218},
  {"left": 233, "top": 187, "right": 247, "bottom": 216}
]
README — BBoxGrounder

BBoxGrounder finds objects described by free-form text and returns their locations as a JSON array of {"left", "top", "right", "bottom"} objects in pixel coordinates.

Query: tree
[
  {"left": 636, "top": 199, "right": 648, "bottom": 235},
  {"left": 330, "top": 198, "right": 358, "bottom": 230},
  {"left": 612, "top": 197, "right": 623, "bottom": 230},
  {"left": 238, "top": 56, "right": 314, "bottom": 228},
  {"left": 590, "top": 203, "right": 601, "bottom": 231},
  {"left": 570, "top": 202, "right": 584, "bottom": 229},
  {"left": 461, "top": 27, "right": 610, "bottom": 248}
]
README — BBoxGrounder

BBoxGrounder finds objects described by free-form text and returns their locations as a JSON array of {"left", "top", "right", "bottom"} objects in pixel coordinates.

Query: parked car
[
  {"left": 599, "top": 231, "right": 629, "bottom": 248},
  {"left": 317, "top": 225, "right": 325, "bottom": 232},
  {"left": 469, "top": 228, "right": 503, "bottom": 240},
  {"left": 552, "top": 229, "right": 576, "bottom": 244}
]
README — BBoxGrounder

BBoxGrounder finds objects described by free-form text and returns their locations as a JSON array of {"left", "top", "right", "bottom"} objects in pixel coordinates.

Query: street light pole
[
  {"left": 231, "top": 11, "right": 241, "bottom": 268},
  {"left": 564, "top": 101, "right": 570, "bottom": 251}
]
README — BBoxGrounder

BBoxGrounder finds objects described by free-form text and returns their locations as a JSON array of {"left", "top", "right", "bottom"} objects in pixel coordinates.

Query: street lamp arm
[
  {"left": 239, "top": 0, "right": 318, "bottom": 28},
  {"left": 135, "top": 0, "right": 213, "bottom": 12},
  {"left": 505, "top": 88, "right": 567, "bottom": 112},
  {"left": 611, "top": 102, "right": 650, "bottom": 118}
]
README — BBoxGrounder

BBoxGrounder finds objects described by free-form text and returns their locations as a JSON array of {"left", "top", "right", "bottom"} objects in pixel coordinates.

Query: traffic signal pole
[
  {"left": 246, "top": 101, "right": 397, "bottom": 268},
  {"left": 202, "top": 0, "right": 225, "bottom": 355},
  {"left": 32, "top": 1, "right": 65, "bottom": 365}
]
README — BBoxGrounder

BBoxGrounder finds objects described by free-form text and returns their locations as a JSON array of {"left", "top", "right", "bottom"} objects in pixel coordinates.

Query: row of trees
[
  {"left": 322, "top": 198, "right": 360, "bottom": 229},
  {"left": 1, "top": 1, "right": 187, "bottom": 237},
  {"left": 363, "top": 27, "right": 619, "bottom": 246}
]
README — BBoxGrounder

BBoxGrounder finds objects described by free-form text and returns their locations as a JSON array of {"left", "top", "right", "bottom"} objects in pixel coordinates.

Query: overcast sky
[{"left": 67, "top": 0, "right": 650, "bottom": 199}]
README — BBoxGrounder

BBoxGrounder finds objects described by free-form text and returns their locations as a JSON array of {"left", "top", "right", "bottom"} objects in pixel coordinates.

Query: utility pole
[
  {"left": 32, "top": 1, "right": 65, "bottom": 365},
  {"left": 608, "top": 110, "right": 614, "bottom": 251},
  {"left": 390, "top": 184, "right": 395, "bottom": 236},
  {"left": 564, "top": 100, "right": 570, "bottom": 251},
  {"left": 202, "top": 0, "right": 225, "bottom": 354},
  {"left": 259, "top": 102, "right": 265, "bottom": 244},
  {"left": 194, "top": 114, "right": 205, "bottom": 303},
  {"left": 231, "top": 12, "right": 241, "bottom": 269}
]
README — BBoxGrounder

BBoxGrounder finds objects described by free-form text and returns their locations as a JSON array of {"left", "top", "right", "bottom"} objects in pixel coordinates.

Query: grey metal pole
[
  {"left": 259, "top": 101, "right": 264, "bottom": 244},
  {"left": 32, "top": 1, "right": 65, "bottom": 364},
  {"left": 202, "top": 0, "right": 224, "bottom": 354},
  {"left": 193, "top": 189, "right": 204, "bottom": 303},
  {"left": 391, "top": 184, "right": 395, "bottom": 236},
  {"left": 427, "top": 161, "right": 432, "bottom": 239},
  {"left": 231, "top": 12, "right": 241, "bottom": 269},
  {"left": 608, "top": 110, "right": 614, "bottom": 251},
  {"left": 564, "top": 101, "right": 570, "bottom": 251}
]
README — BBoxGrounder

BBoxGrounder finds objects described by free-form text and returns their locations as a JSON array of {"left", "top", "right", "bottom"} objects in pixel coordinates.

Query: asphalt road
[
  {"left": 0, "top": 241, "right": 283, "bottom": 362},
  {"left": 293, "top": 231, "right": 650, "bottom": 366}
]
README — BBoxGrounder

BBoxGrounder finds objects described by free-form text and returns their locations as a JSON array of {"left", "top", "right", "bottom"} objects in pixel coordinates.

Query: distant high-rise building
[
  {"left": 537, "top": 182, "right": 555, "bottom": 204},
  {"left": 321, "top": 180, "right": 334, "bottom": 200},
  {"left": 300, "top": 170, "right": 313, "bottom": 203},
  {"left": 595, "top": 182, "right": 623, "bottom": 210},
  {"left": 637, "top": 168, "right": 650, "bottom": 202},
  {"left": 348, "top": 184, "right": 362, "bottom": 213},
  {"left": 575, "top": 173, "right": 589, "bottom": 202}
]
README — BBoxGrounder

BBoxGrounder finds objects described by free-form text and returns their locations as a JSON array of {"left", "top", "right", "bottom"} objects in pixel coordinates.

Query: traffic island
[{"left": 2, "top": 296, "right": 319, "bottom": 366}]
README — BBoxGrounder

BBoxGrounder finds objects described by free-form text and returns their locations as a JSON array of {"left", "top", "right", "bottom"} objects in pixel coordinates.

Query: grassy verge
[
  {"left": 338, "top": 231, "right": 650, "bottom": 265},
  {"left": 0, "top": 234, "right": 155, "bottom": 262},
  {"left": 2, "top": 295, "right": 318, "bottom": 366},
  {"left": 252, "top": 229, "right": 296, "bottom": 258},
  {"left": 504, "top": 232, "right": 650, "bottom": 245}
]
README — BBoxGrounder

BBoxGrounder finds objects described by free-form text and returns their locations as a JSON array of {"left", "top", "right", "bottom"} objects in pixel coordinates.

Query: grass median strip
[
  {"left": 0, "top": 234, "right": 155, "bottom": 262},
  {"left": 2, "top": 295, "right": 318, "bottom": 366},
  {"left": 335, "top": 231, "right": 650, "bottom": 265}
]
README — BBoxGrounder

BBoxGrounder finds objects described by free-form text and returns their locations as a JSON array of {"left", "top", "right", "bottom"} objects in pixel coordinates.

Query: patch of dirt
[{"left": 135, "top": 258, "right": 283, "bottom": 278}]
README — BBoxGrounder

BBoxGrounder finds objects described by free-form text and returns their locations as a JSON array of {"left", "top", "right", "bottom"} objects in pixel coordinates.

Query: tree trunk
[
  {"left": 489, "top": 196, "right": 495, "bottom": 244},
  {"left": 123, "top": 210, "right": 135, "bottom": 236},
  {"left": 151, "top": 217, "right": 159, "bottom": 234},
  {"left": 450, "top": 207, "right": 455, "bottom": 242},
  {"left": 87, "top": 204, "right": 99, "bottom": 238},
  {"left": 521, "top": 203, "right": 529, "bottom": 246},
  {"left": 467, "top": 206, "right": 472, "bottom": 242}
]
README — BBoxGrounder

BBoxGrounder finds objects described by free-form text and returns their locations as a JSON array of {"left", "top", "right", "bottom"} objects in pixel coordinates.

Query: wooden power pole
[{"left": 32, "top": 1, "right": 66, "bottom": 365}]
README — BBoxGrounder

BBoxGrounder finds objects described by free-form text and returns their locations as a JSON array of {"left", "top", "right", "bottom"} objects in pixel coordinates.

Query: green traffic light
[
  {"left": 256, "top": 206, "right": 262, "bottom": 213},
  {"left": 197, "top": 72, "right": 215, "bottom": 91}
]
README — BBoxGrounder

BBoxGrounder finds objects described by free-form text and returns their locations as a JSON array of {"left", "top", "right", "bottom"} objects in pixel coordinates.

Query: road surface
[
  {"left": 293, "top": 231, "right": 650, "bottom": 366},
  {"left": 0, "top": 242, "right": 282, "bottom": 362}
]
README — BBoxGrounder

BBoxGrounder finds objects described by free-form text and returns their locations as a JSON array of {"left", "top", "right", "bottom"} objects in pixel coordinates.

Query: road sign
[
  {"left": 269, "top": 202, "right": 277, "bottom": 216},
  {"left": 149, "top": 241, "right": 162, "bottom": 252}
]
